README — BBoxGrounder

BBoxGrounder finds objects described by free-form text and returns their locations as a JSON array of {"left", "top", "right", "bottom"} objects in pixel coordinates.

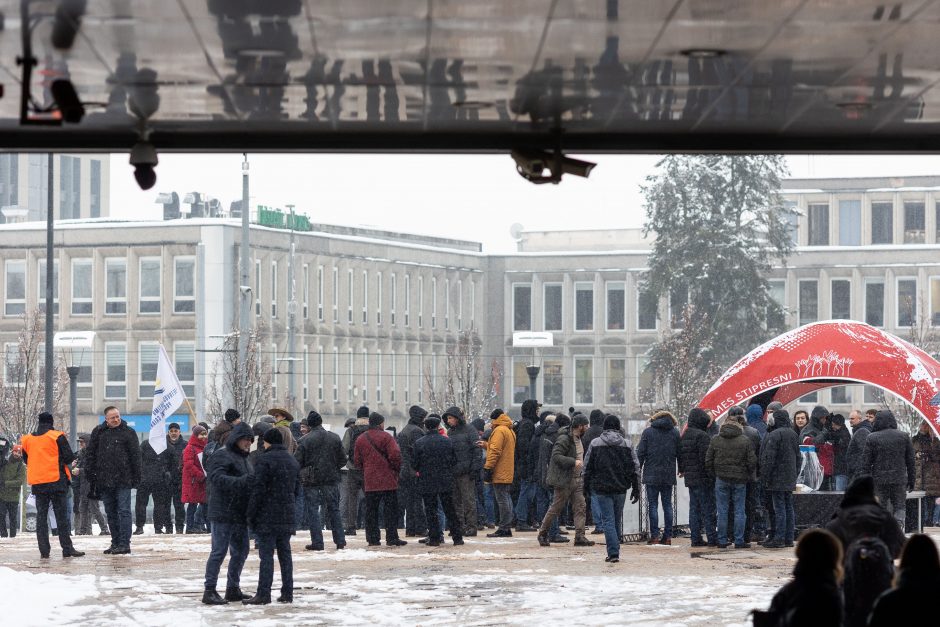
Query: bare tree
[
  {"left": 206, "top": 322, "right": 273, "bottom": 425},
  {"left": 0, "top": 311, "right": 68, "bottom": 439},
  {"left": 423, "top": 328, "right": 501, "bottom": 420}
]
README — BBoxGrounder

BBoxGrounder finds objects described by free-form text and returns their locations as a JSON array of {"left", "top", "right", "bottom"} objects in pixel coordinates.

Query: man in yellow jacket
[
  {"left": 21, "top": 412, "right": 84, "bottom": 559},
  {"left": 483, "top": 409, "right": 516, "bottom": 538}
]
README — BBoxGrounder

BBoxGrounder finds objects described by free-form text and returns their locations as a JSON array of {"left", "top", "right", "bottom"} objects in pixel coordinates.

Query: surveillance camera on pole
[{"left": 511, "top": 149, "right": 596, "bottom": 185}]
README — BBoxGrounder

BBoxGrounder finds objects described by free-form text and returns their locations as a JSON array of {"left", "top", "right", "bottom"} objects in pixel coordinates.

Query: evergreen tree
[{"left": 641, "top": 155, "right": 796, "bottom": 415}]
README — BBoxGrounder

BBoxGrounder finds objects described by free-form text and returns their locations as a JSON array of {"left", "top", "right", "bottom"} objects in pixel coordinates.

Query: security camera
[
  {"left": 511, "top": 149, "right": 596, "bottom": 184},
  {"left": 130, "top": 141, "right": 158, "bottom": 190}
]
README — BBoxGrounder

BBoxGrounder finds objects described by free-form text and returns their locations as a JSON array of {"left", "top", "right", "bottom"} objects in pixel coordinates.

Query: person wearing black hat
[
  {"left": 353, "top": 413, "right": 406, "bottom": 547},
  {"left": 513, "top": 400, "right": 540, "bottom": 532},
  {"left": 444, "top": 405, "right": 481, "bottom": 538},
  {"left": 245, "top": 427, "right": 301, "bottom": 604},
  {"left": 163, "top": 422, "right": 188, "bottom": 533},
  {"left": 413, "top": 415, "right": 463, "bottom": 547},
  {"left": 860, "top": 409, "right": 916, "bottom": 529},
  {"left": 583, "top": 415, "right": 638, "bottom": 562},
  {"left": 341, "top": 406, "right": 371, "bottom": 534},
  {"left": 397, "top": 405, "right": 429, "bottom": 537},
  {"left": 295, "top": 411, "right": 347, "bottom": 551},
  {"left": 209, "top": 409, "right": 242, "bottom": 450},
  {"left": 759, "top": 409, "right": 802, "bottom": 549},
  {"left": 20, "top": 412, "right": 84, "bottom": 558}
]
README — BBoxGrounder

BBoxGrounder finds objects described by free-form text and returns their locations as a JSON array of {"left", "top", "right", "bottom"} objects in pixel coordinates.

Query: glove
[
  {"left": 483, "top": 468, "right": 493, "bottom": 483},
  {"left": 630, "top": 489, "right": 640, "bottom": 504}
]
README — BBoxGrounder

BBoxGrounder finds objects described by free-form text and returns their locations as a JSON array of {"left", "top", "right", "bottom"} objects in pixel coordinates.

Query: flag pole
[{"left": 182, "top": 396, "right": 198, "bottom": 429}]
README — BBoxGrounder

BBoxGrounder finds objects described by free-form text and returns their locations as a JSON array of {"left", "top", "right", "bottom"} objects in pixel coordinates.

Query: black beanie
[
  {"left": 589, "top": 409, "right": 605, "bottom": 425},
  {"left": 306, "top": 411, "right": 322, "bottom": 427},
  {"left": 424, "top": 415, "right": 442, "bottom": 431},
  {"left": 603, "top": 415, "right": 621, "bottom": 431},
  {"left": 409, "top": 405, "right": 428, "bottom": 422},
  {"left": 470, "top": 418, "right": 485, "bottom": 432},
  {"left": 443, "top": 406, "right": 464, "bottom": 422},
  {"left": 357, "top": 406, "right": 370, "bottom": 419},
  {"left": 369, "top": 412, "right": 385, "bottom": 428},
  {"left": 263, "top": 428, "right": 283, "bottom": 445},
  {"left": 489, "top": 408, "right": 503, "bottom": 421},
  {"left": 38, "top": 412, "right": 54, "bottom": 426},
  {"left": 224, "top": 408, "right": 241, "bottom": 423}
]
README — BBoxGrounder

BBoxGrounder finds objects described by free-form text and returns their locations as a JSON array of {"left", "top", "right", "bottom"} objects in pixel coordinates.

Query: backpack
[{"left": 346, "top": 426, "right": 365, "bottom": 470}]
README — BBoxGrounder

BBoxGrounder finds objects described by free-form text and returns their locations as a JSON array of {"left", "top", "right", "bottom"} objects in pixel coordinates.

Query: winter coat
[
  {"left": 396, "top": 416, "right": 426, "bottom": 480},
  {"left": 353, "top": 427, "right": 402, "bottom": 492},
  {"left": 447, "top": 419, "right": 481, "bottom": 477},
  {"left": 181, "top": 436, "right": 207, "bottom": 504},
  {"left": 827, "top": 426, "right": 851, "bottom": 476},
  {"left": 758, "top": 414, "right": 802, "bottom": 492},
  {"left": 537, "top": 422, "right": 562, "bottom": 489},
  {"left": 912, "top": 431, "right": 940, "bottom": 494},
  {"left": 529, "top": 420, "right": 549, "bottom": 478},
  {"left": 636, "top": 415, "right": 679, "bottom": 486},
  {"left": 206, "top": 422, "right": 254, "bottom": 524},
  {"left": 484, "top": 414, "right": 516, "bottom": 485},
  {"left": 581, "top": 424, "right": 604, "bottom": 457},
  {"left": 0, "top": 456, "right": 25, "bottom": 502},
  {"left": 139, "top": 440, "right": 165, "bottom": 489},
  {"left": 705, "top": 421, "right": 757, "bottom": 484},
  {"left": 824, "top": 476, "right": 905, "bottom": 559},
  {"left": 746, "top": 405, "right": 767, "bottom": 440},
  {"left": 412, "top": 432, "right": 457, "bottom": 495},
  {"left": 767, "top": 564, "right": 843, "bottom": 627},
  {"left": 546, "top": 426, "right": 579, "bottom": 489},
  {"left": 295, "top": 426, "right": 346, "bottom": 487},
  {"left": 164, "top": 435, "right": 186, "bottom": 488},
  {"left": 85, "top": 420, "right": 141, "bottom": 489},
  {"left": 584, "top": 430, "right": 638, "bottom": 495},
  {"left": 247, "top": 443, "right": 301, "bottom": 534},
  {"left": 677, "top": 412, "right": 712, "bottom": 488},
  {"left": 21, "top": 425, "right": 74, "bottom": 494},
  {"left": 846, "top": 420, "right": 872, "bottom": 480},
  {"left": 513, "top": 416, "right": 536, "bottom": 481},
  {"left": 742, "top": 424, "right": 761, "bottom": 481},
  {"left": 860, "top": 412, "right": 915, "bottom": 488},
  {"left": 209, "top": 420, "right": 234, "bottom": 447},
  {"left": 867, "top": 570, "right": 940, "bottom": 627}
]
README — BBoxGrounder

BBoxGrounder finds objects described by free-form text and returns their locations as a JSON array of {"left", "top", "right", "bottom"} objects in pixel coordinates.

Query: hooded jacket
[
  {"left": 295, "top": 425, "right": 347, "bottom": 487},
  {"left": 85, "top": 419, "right": 141, "bottom": 489},
  {"left": 397, "top": 406, "right": 427, "bottom": 480},
  {"left": 247, "top": 442, "right": 301, "bottom": 534},
  {"left": 860, "top": 411, "right": 915, "bottom": 488},
  {"left": 768, "top": 560, "right": 843, "bottom": 627},
  {"left": 867, "top": 568, "right": 940, "bottom": 627},
  {"left": 537, "top": 421, "right": 562, "bottom": 489},
  {"left": 206, "top": 422, "right": 254, "bottom": 524},
  {"left": 846, "top": 420, "right": 873, "bottom": 480},
  {"left": 484, "top": 414, "right": 516, "bottom": 484},
  {"left": 342, "top": 418, "right": 370, "bottom": 473},
  {"left": 745, "top": 404, "right": 767, "bottom": 439},
  {"left": 705, "top": 420, "right": 757, "bottom": 484},
  {"left": 181, "top": 435, "right": 207, "bottom": 503},
  {"left": 545, "top": 425, "right": 580, "bottom": 489},
  {"left": 514, "top": 400, "right": 539, "bottom": 481},
  {"left": 824, "top": 475, "right": 905, "bottom": 558},
  {"left": 758, "top": 412, "right": 802, "bottom": 492},
  {"left": 581, "top": 410, "right": 605, "bottom": 460},
  {"left": 412, "top": 430, "right": 457, "bottom": 495},
  {"left": 678, "top": 409, "right": 713, "bottom": 488},
  {"left": 912, "top": 427, "right": 940, "bottom": 494},
  {"left": 446, "top": 411, "right": 481, "bottom": 477},
  {"left": 584, "top": 429, "right": 638, "bottom": 495},
  {"left": 636, "top": 412, "right": 680, "bottom": 486},
  {"left": 799, "top": 406, "right": 829, "bottom": 446}
]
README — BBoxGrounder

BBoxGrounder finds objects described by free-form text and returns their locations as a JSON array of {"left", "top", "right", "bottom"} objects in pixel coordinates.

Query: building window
[
  {"left": 347, "top": 269, "right": 354, "bottom": 324},
  {"left": 175, "top": 343, "right": 195, "bottom": 397},
  {"left": 270, "top": 261, "right": 278, "bottom": 318},
  {"left": 138, "top": 342, "right": 159, "bottom": 399},
  {"left": 317, "top": 265, "right": 324, "bottom": 321},
  {"left": 931, "top": 277, "right": 940, "bottom": 326},
  {"left": 871, "top": 202, "right": 893, "bottom": 244},
  {"left": 575, "top": 282, "right": 594, "bottom": 331},
  {"left": 830, "top": 386, "right": 850, "bottom": 405},
  {"left": 404, "top": 274, "right": 411, "bottom": 327},
  {"left": 37, "top": 259, "right": 59, "bottom": 315},
  {"left": 104, "top": 342, "right": 126, "bottom": 399},
  {"left": 606, "top": 282, "right": 625, "bottom": 330},
  {"left": 512, "top": 359, "right": 529, "bottom": 405},
  {"left": 544, "top": 283, "right": 562, "bottom": 331},
  {"left": 904, "top": 201, "right": 926, "bottom": 243},
  {"left": 417, "top": 352, "right": 423, "bottom": 403},
  {"left": 838, "top": 200, "right": 861, "bottom": 246},
  {"left": 390, "top": 352, "right": 396, "bottom": 403},
  {"left": 347, "top": 348, "right": 354, "bottom": 401},
  {"left": 897, "top": 278, "right": 917, "bottom": 327},
  {"left": 607, "top": 358, "right": 626, "bottom": 405},
  {"left": 0, "top": 154, "right": 20, "bottom": 214},
  {"left": 864, "top": 385, "right": 884, "bottom": 405},
  {"left": 4, "top": 260, "right": 26, "bottom": 316},
  {"left": 865, "top": 280, "right": 885, "bottom": 327},
  {"left": 90, "top": 159, "right": 101, "bottom": 218},
  {"left": 431, "top": 277, "right": 437, "bottom": 329},
  {"left": 637, "top": 355, "right": 654, "bottom": 404},
  {"left": 799, "top": 392, "right": 818, "bottom": 403},
  {"left": 390, "top": 273, "right": 397, "bottom": 326},
  {"left": 376, "top": 349, "right": 382, "bottom": 403},
  {"left": 174, "top": 257, "right": 195, "bottom": 314},
  {"left": 317, "top": 346, "right": 324, "bottom": 402},
  {"left": 767, "top": 279, "right": 786, "bottom": 329},
  {"left": 637, "top": 288, "right": 658, "bottom": 331},
  {"left": 362, "top": 270, "right": 368, "bottom": 324},
  {"left": 71, "top": 259, "right": 93, "bottom": 315},
  {"left": 457, "top": 279, "right": 462, "bottom": 331},
  {"left": 331, "top": 266, "right": 337, "bottom": 323},
  {"left": 798, "top": 280, "right": 818, "bottom": 326},
  {"left": 362, "top": 348, "right": 368, "bottom": 403},
  {"left": 376, "top": 272, "right": 383, "bottom": 325},
  {"left": 543, "top": 359, "right": 563, "bottom": 405},
  {"left": 59, "top": 156, "right": 81, "bottom": 219},
  {"left": 302, "top": 264, "right": 309, "bottom": 319},
  {"left": 271, "top": 343, "right": 278, "bottom": 403},
  {"left": 831, "top": 279, "right": 851, "bottom": 320},
  {"left": 332, "top": 347, "right": 338, "bottom": 403},
  {"left": 575, "top": 357, "right": 593, "bottom": 405},
  {"left": 139, "top": 257, "right": 160, "bottom": 314},
  {"left": 669, "top": 286, "right": 688, "bottom": 329},
  {"left": 808, "top": 203, "right": 829, "bottom": 246},
  {"left": 105, "top": 258, "right": 127, "bottom": 315},
  {"left": 444, "top": 278, "right": 450, "bottom": 330},
  {"left": 303, "top": 345, "right": 309, "bottom": 402},
  {"left": 418, "top": 276, "right": 424, "bottom": 328},
  {"left": 75, "top": 348, "right": 92, "bottom": 399},
  {"left": 255, "top": 260, "right": 261, "bottom": 317},
  {"left": 404, "top": 351, "right": 411, "bottom": 403},
  {"left": 513, "top": 284, "right": 532, "bottom": 331}
]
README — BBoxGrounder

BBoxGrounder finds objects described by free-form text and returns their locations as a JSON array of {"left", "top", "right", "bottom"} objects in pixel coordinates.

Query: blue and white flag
[{"left": 149, "top": 344, "right": 186, "bottom": 454}]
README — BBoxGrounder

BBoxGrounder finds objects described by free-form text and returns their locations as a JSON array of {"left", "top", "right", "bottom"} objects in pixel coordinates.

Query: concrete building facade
[{"left": 0, "top": 154, "right": 110, "bottom": 223}]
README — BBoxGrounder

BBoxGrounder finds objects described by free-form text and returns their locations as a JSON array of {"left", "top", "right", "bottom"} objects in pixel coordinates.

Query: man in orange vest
[{"left": 21, "top": 412, "right": 85, "bottom": 559}]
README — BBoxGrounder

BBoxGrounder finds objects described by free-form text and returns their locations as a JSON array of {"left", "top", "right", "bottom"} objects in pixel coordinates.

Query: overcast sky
[{"left": 110, "top": 154, "right": 940, "bottom": 253}]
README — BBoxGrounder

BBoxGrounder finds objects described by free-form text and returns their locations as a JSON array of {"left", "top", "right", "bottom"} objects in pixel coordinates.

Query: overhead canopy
[{"left": 699, "top": 321, "right": 940, "bottom": 432}]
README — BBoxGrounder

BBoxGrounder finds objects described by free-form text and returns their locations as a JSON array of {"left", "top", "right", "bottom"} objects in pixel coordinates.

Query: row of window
[
  {"left": 796, "top": 385, "right": 889, "bottom": 407},
  {"left": 789, "top": 276, "right": 940, "bottom": 328},
  {"left": 803, "top": 199, "right": 940, "bottom": 246},
  {"left": 510, "top": 356, "right": 654, "bottom": 406},
  {"left": 3, "top": 257, "right": 195, "bottom": 317}
]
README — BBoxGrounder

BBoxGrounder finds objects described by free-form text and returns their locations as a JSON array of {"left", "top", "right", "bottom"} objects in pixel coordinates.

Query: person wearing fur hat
[
  {"left": 705, "top": 410, "right": 757, "bottom": 549},
  {"left": 396, "top": 405, "right": 429, "bottom": 537},
  {"left": 860, "top": 409, "right": 915, "bottom": 528},
  {"left": 444, "top": 405, "right": 481, "bottom": 538},
  {"left": 341, "top": 405, "right": 371, "bottom": 534},
  {"left": 679, "top": 408, "right": 717, "bottom": 547},
  {"left": 20, "top": 412, "right": 84, "bottom": 558},
  {"left": 295, "top": 410, "right": 347, "bottom": 551},
  {"left": 637, "top": 410, "right": 680, "bottom": 545},
  {"left": 763, "top": 529, "right": 844, "bottom": 626},
  {"left": 354, "top": 413, "right": 406, "bottom": 547}
]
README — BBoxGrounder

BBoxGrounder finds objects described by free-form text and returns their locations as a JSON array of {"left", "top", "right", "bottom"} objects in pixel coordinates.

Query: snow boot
[
  {"left": 574, "top": 535, "right": 595, "bottom": 547},
  {"left": 276, "top": 593, "right": 293, "bottom": 604},
  {"left": 242, "top": 594, "right": 271, "bottom": 605},
  {"left": 202, "top": 590, "right": 228, "bottom": 605},
  {"left": 133, "top": 526, "right": 144, "bottom": 535},
  {"left": 537, "top": 533, "right": 550, "bottom": 547},
  {"left": 486, "top": 529, "right": 512, "bottom": 538},
  {"left": 549, "top": 535, "right": 570, "bottom": 543},
  {"left": 225, "top": 588, "right": 248, "bottom": 602}
]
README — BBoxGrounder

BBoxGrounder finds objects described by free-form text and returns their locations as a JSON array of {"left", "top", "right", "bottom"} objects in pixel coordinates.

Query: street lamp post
[
  {"left": 526, "top": 364, "right": 540, "bottom": 400},
  {"left": 66, "top": 365, "right": 79, "bottom": 447},
  {"left": 511, "top": 332, "right": 553, "bottom": 404},
  {"left": 53, "top": 331, "right": 95, "bottom": 450}
]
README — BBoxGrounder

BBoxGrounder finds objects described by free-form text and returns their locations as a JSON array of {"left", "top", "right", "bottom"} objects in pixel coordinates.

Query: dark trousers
[
  {"left": 452, "top": 474, "right": 478, "bottom": 535},
  {"left": 204, "top": 521, "right": 249, "bottom": 591},
  {"left": 364, "top": 490, "right": 400, "bottom": 545},
  {"left": 343, "top": 470, "right": 364, "bottom": 530},
  {"left": 0, "top": 499, "right": 19, "bottom": 537},
  {"left": 422, "top": 490, "right": 461, "bottom": 542},
  {"left": 399, "top": 475, "right": 427, "bottom": 535},
  {"left": 770, "top": 490, "right": 795, "bottom": 544},
  {"left": 76, "top": 492, "right": 108, "bottom": 535},
  {"left": 493, "top": 483, "right": 514, "bottom": 532},
  {"left": 35, "top": 491, "right": 74, "bottom": 556},
  {"left": 256, "top": 531, "right": 293, "bottom": 598},
  {"left": 304, "top": 484, "right": 346, "bottom": 549},
  {"left": 100, "top": 487, "right": 132, "bottom": 547},
  {"left": 745, "top": 481, "right": 766, "bottom": 540},
  {"left": 169, "top": 488, "right": 185, "bottom": 531},
  {"left": 134, "top": 484, "right": 155, "bottom": 528},
  {"left": 688, "top": 484, "right": 717, "bottom": 544},
  {"left": 151, "top": 487, "right": 172, "bottom": 531}
]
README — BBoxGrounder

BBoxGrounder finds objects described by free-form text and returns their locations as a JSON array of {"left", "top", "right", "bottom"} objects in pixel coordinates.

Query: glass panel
[
  {"left": 898, "top": 279, "right": 917, "bottom": 327},
  {"left": 544, "top": 284, "right": 562, "bottom": 331},
  {"left": 71, "top": 260, "right": 92, "bottom": 315},
  {"left": 513, "top": 284, "right": 531, "bottom": 331},
  {"left": 139, "top": 344, "right": 159, "bottom": 399},
  {"left": 174, "top": 258, "right": 195, "bottom": 313},
  {"left": 830, "top": 386, "right": 849, "bottom": 404},
  {"left": 543, "top": 359, "right": 563, "bottom": 405},
  {"left": 606, "top": 282, "right": 625, "bottom": 330},
  {"left": 512, "top": 359, "right": 529, "bottom": 404},
  {"left": 831, "top": 280, "right": 851, "bottom": 319},
  {"left": 798, "top": 280, "right": 818, "bottom": 326},
  {"left": 5, "top": 260, "right": 25, "bottom": 315},
  {"left": 638, "top": 288, "right": 657, "bottom": 330},
  {"left": 904, "top": 201, "right": 925, "bottom": 243},
  {"left": 105, "top": 343, "right": 126, "bottom": 398},
  {"left": 767, "top": 279, "right": 786, "bottom": 329},
  {"left": 799, "top": 392, "right": 818, "bottom": 403},
  {"left": 865, "top": 282, "right": 885, "bottom": 327},
  {"left": 931, "top": 278, "right": 940, "bottom": 326},
  {"left": 575, "top": 283, "right": 593, "bottom": 331},
  {"left": 808, "top": 203, "right": 829, "bottom": 246},
  {"left": 838, "top": 200, "right": 861, "bottom": 245},
  {"left": 864, "top": 385, "right": 884, "bottom": 404},
  {"left": 175, "top": 344, "right": 195, "bottom": 397},
  {"left": 575, "top": 358, "right": 593, "bottom": 404},
  {"left": 871, "top": 202, "right": 893, "bottom": 244},
  {"left": 607, "top": 359, "right": 626, "bottom": 405},
  {"left": 637, "top": 355, "right": 654, "bottom": 404},
  {"left": 105, "top": 259, "right": 127, "bottom": 314}
]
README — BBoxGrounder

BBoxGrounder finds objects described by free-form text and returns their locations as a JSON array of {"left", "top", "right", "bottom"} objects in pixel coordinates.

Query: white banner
[{"left": 149, "top": 344, "right": 186, "bottom": 454}]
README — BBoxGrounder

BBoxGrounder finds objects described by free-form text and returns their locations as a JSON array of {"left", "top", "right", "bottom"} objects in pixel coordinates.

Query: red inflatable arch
[{"left": 699, "top": 321, "right": 940, "bottom": 434}]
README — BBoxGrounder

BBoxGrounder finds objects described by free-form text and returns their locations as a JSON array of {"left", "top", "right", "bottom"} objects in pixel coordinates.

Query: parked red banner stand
[{"left": 699, "top": 321, "right": 940, "bottom": 435}]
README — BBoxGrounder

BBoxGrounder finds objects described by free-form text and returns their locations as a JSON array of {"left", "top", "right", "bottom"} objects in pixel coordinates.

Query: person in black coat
[
  {"left": 581, "top": 409, "right": 606, "bottom": 533},
  {"left": 583, "top": 415, "right": 638, "bottom": 562},
  {"left": 678, "top": 408, "right": 716, "bottom": 547},
  {"left": 636, "top": 410, "right": 680, "bottom": 544},
  {"left": 245, "top": 427, "right": 301, "bottom": 605},
  {"left": 825, "top": 414, "right": 851, "bottom": 491},
  {"left": 161, "top": 423, "right": 187, "bottom": 534},
  {"left": 294, "top": 411, "right": 347, "bottom": 551},
  {"left": 759, "top": 410, "right": 802, "bottom": 548},
  {"left": 764, "top": 528, "right": 844, "bottom": 627},
  {"left": 868, "top": 534, "right": 940, "bottom": 627},
  {"left": 824, "top": 474, "right": 905, "bottom": 560},
  {"left": 513, "top": 399, "right": 539, "bottom": 531},
  {"left": 412, "top": 415, "right": 463, "bottom": 547},
  {"left": 860, "top": 409, "right": 915, "bottom": 528},
  {"left": 202, "top": 422, "right": 254, "bottom": 605},
  {"left": 135, "top": 439, "right": 163, "bottom": 535},
  {"left": 846, "top": 410, "right": 872, "bottom": 481},
  {"left": 444, "top": 406, "right": 480, "bottom": 537},
  {"left": 396, "top": 405, "right": 428, "bottom": 537}
]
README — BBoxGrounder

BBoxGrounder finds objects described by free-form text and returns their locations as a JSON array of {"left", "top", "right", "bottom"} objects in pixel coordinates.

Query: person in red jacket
[
  {"left": 353, "top": 413, "right": 405, "bottom": 547},
  {"left": 182, "top": 426, "right": 208, "bottom": 533}
]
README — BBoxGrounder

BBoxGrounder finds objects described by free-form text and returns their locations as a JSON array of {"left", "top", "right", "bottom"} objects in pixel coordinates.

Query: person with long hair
[
  {"left": 792, "top": 410, "right": 809, "bottom": 435},
  {"left": 764, "top": 529, "right": 844, "bottom": 626},
  {"left": 867, "top": 534, "right": 940, "bottom": 626}
]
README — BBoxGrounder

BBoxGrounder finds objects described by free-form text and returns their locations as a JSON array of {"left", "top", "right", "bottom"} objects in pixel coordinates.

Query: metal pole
[
  {"left": 238, "top": 155, "right": 250, "bottom": 414},
  {"left": 44, "top": 153, "right": 54, "bottom": 412},
  {"left": 66, "top": 366, "right": 78, "bottom": 450},
  {"left": 286, "top": 204, "right": 296, "bottom": 412},
  {"left": 526, "top": 365, "right": 540, "bottom": 401}
]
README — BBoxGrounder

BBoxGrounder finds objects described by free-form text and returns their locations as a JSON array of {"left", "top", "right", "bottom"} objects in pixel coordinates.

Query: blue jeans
[
  {"left": 645, "top": 484, "right": 673, "bottom": 540},
  {"left": 304, "top": 484, "right": 345, "bottom": 549},
  {"left": 594, "top": 493, "right": 626, "bottom": 558},
  {"left": 186, "top": 503, "right": 208, "bottom": 531},
  {"left": 483, "top": 482, "right": 496, "bottom": 525},
  {"left": 514, "top": 480, "right": 538, "bottom": 526},
  {"left": 833, "top": 475, "right": 848, "bottom": 491},
  {"left": 590, "top": 494, "right": 603, "bottom": 530},
  {"left": 715, "top": 478, "right": 746, "bottom": 546},
  {"left": 256, "top": 531, "right": 293, "bottom": 598},
  {"left": 688, "top": 484, "right": 717, "bottom": 544},
  {"left": 536, "top": 486, "right": 560, "bottom": 536},
  {"left": 770, "top": 491, "right": 795, "bottom": 544},
  {"left": 100, "top": 487, "right": 132, "bottom": 547},
  {"left": 204, "top": 521, "right": 249, "bottom": 591}
]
